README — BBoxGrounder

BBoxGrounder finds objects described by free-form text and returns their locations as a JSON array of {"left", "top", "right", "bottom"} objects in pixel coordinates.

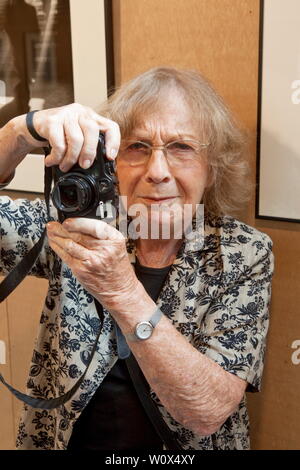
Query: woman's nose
[{"left": 143, "top": 149, "right": 172, "bottom": 183}]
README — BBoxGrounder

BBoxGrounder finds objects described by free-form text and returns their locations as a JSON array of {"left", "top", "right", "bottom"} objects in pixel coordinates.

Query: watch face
[{"left": 135, "top": 321, "right": 153, "bottom": 340}]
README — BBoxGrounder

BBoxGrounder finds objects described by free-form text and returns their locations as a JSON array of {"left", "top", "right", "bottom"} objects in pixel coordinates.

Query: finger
[
  {"left": 61, "top": 120, "right": 84, "bottom": 172},
  {"left": 47, "top": 220, "right": 106, "bottom": 240},
  {"left": 44, "top": 125, "right": 67, "bottom": 167},
  {"left": 78, "top": 118, "right": 100, "bottom": 169},
  {"left": 62, "top": 217, "right": 124, "bottom": 240},
  {"left": 47, "top": 222, "right": 124, "bottom": 253},
  {"left": 49, "top": 239, "right": 100, "bottom": 291},
  {"left": 47, "top": 221, "right": 68, "bottom": 237},
  {"left": 48, "top": 233, "right": 91, "bottom": 262},
  {"left": 91, "top": 113, "right": 121, "bottom": 160},
  {"left": 48, "top": 239, "right": 70, "bottom": 266},
  {"left": 47, "top": 222, "right": 105, "bottom": 250}
]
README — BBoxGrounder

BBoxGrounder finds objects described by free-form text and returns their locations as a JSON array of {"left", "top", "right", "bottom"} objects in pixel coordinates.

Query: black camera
[{"left": 51, "top": 133, "right": 116, "bottom": 223}]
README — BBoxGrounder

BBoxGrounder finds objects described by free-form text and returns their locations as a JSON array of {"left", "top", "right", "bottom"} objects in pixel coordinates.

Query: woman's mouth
[{"left": 140, "top": 196, "right": 178, "bottom": 204}]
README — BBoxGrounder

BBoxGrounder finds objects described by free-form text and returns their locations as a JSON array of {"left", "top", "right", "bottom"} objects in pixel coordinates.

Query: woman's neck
[{"left": 135, "top": 238, "right": 183, "bottom": 268}]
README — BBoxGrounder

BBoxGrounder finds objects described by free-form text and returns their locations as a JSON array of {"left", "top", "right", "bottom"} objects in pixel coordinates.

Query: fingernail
[{"left": 82, "top": 159, "right": 92, "bottom": 169}]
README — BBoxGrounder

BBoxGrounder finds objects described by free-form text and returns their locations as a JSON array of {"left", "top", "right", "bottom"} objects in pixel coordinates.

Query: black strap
[
  {"left": 0, "top": 158, "right": 52, "bottom": 302},
  {"left": 125, "top": 353, "right": 182, "bottom": 451},
  {"left": 114, "top": 313, "right": 181, "bottom": 449},
  {"left": 26, "top": 111, "right": 47, "bottom": 142},
  {"left": 0, "top": 299, "right": 103, "bottom": 409},
  {"left": 0, "top": 142, "right": 180, "bottom": 439},
  {"left": 115, "top": 323, "right": 181, "bottom": 450},
  {"left": 0, "top": 229, "right": 46, "bottom": 303},
  {"left": 0, "top": 147, "right": 103, "bottom": 409}
]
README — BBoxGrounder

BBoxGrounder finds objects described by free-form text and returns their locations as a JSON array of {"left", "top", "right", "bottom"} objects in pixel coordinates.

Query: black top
[{"left": 67, "top": 258, "right": 172, "bottom": 451}]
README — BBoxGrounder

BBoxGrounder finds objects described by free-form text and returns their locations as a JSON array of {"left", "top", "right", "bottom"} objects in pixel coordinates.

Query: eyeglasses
[{"left": 118, "top": 139, "right": 210, "bottom": 168}]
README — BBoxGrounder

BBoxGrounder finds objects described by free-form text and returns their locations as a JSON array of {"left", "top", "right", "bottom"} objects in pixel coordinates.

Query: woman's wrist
[
  {"left": 0, "top": 114, "right": 47, "bottom": 183},
  {"left": 9, "top": 114, "right": 47, "bottom": 150},
  {"left": 99, "top": 279, "right": 156, "bottom": 328},
  {"left": 0, "top": 116, "right": 30, "bottom": 183}
]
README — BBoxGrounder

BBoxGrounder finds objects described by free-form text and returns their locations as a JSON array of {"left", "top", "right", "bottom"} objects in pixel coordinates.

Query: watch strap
[
  {"left": 148, "top": 306, "right": 163, "bottom": 328},
  {"left": 125, "top": 307, "right": 163, "bottom": 342}
]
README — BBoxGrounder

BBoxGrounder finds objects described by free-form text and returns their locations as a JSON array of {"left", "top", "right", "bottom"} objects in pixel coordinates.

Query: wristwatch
[{"left": 125, "top": 307, "right": 163, "bottom": 342}]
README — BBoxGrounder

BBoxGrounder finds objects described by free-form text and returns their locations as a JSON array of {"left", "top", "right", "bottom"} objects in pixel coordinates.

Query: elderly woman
[{"left": 0, "top": 67, "right": 273, "bottom": 451}]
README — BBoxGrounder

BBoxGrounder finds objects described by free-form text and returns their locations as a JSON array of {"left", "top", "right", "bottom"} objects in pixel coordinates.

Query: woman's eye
[
  {"left": 169, "top": 142, "right": 193, "bottom": 151},
  {"left": 127, "top": 142, "right": 148, "bottom": 151}
]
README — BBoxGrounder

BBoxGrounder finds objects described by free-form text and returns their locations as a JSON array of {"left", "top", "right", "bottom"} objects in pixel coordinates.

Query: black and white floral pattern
[{"left": 0, "top": 196, "right": 274, "bottom": 450}]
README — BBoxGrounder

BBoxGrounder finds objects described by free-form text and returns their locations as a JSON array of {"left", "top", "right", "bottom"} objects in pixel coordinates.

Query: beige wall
[
  {"left": 0, "top": 299, "right": 15, "bottom": 449},
  {"left": 0, "top": 276, "right": 47, "bottom": 449},
  {"left": 112, "top": 0, "right": 300, "bottom": 449}
]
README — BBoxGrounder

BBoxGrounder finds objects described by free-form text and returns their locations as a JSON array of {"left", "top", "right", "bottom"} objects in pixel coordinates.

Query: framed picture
[
  {"left": 25, "top": 32, "right": 57, "bottom": 85},
  {"left": 3, "top": 0, "right": 113, "bottom": 193},
  {"left": 256, "top": 0, "right": 300, "bottom": 223}
]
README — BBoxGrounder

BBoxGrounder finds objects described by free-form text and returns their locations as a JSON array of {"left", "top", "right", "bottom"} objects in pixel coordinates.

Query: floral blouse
[{"left": 0, "top": 196, "right": 274, "bottom": 450}]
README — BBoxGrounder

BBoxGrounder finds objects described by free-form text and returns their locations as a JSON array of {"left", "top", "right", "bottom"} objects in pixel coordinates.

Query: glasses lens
[
  {"left": 166, "top": 140, "right": 200, "bottom": 166},
  {"left": 120, "top": 142, "right": 150, "bottom": 166}
]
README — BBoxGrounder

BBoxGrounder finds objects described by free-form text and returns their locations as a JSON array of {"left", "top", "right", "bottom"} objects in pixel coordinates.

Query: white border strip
[{"left": 70, "top": 0, "right": 107, "bottom": 109}]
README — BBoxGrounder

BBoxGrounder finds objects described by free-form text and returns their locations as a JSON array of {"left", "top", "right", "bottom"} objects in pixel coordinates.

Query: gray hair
[{"left": 100, "top": 67, "right": 251, "bottom": 216}]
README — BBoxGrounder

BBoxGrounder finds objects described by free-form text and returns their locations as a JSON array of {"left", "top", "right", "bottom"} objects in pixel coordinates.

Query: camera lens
[
  {"left": 52, "top": 174, "right": 94, "bottom": 214},
  {"left": 60, "top": 184, "right": 79, "bottom": 208}
]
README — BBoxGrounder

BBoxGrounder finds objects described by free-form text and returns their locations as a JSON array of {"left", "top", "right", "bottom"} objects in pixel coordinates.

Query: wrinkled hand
[
  {"left": 47, "top": 218, "right": 141, "bottom": 315},
  {"left": 25, "top": 103, "right": 120, "bottom": 171}
]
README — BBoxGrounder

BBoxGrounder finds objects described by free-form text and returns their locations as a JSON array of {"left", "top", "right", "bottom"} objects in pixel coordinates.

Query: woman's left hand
[{"left": 47, "top": 218, "right": 140, "bottom": 314}]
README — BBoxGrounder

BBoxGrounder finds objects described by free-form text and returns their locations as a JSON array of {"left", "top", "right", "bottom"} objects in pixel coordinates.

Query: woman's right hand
[{"left": 28, "top": 103, "right": 121, "bottom": 171}]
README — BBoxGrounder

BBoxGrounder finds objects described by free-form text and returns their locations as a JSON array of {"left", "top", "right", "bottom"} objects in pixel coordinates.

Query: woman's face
[{"left": 116, "top": 92, "right": 210, "bottom": 238}]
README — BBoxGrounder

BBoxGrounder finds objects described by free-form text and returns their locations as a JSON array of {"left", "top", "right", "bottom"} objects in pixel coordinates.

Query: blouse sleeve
[
  {"left": 0, "top": 195, "right": 54, "bottom": 279},
  {"left": 194, "top": 231, "right": 274, "bottom": 392}
]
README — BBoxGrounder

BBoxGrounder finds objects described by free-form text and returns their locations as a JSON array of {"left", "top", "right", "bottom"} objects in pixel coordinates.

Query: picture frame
[
  {"left": 4, "top": 0, "right": 114, "bottom": 194},
  {"left": 256, "top": 0, "right": 300, "bottom": 223}
]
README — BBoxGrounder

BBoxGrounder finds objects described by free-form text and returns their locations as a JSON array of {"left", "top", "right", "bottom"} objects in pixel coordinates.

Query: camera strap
[
  {"left": 0, "top": 148, "right": 181, "bottom": 448},
  {"left": 0, "top": 162, "right": 51, "bottom": 303},
  {"left": 125, "top": 353, "right": 182, "bottom": 451},
  {"left": 0, "top": 149, "right": 103, "bottom": 409}
]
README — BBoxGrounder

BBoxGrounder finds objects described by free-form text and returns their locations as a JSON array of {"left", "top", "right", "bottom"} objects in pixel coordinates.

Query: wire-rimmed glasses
[{"left": 118, "top": 139, "right": 210, "bottom": 168}]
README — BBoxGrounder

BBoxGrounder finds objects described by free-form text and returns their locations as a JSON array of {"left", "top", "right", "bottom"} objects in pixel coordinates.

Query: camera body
[{"left": 51, "top": 133, "right": 116, "bottom": 223}]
